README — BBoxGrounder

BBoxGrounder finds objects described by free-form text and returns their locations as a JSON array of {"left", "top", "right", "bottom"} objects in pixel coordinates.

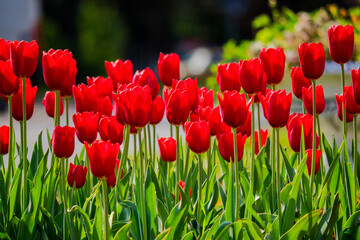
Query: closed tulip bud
[
  {"left": 133, "top": 68, "right": 160, "bottom": 101},
  {"left": 199, "top": 106, "right": 221, "bottom": 136},
  {"left": 166, "top": 87, "right": 191, "bottom": 126},
  {"left": 291, "top": 67, "right": 312, "bottom": 99},
  {"left": 87, "top": 76, "right": 113, "bottom": 99},
  {"left": 150, "top": 96, "right": 165, "bottom": 125},
  {"left": 42, "top": 91, "right": 64, "bottom": 118},
  {"left": 178, "top": 180, "right": 192, "bottom": 201},
  {"left": 157, "top": 52, "right": 180, "bottom": 87},
  {"left": 302, "top": 85, "right": 325, "bottom": 115},
  {"left": 218, "top": 132, "right": 247, "bottom": 162},
  {"left": 0, "top": 60, "right": 20, "bottom": 97},
  {"left": 51, "top": 126, "right": 75, "bottom": 159},
  {"left": 10, "top": 40, "right": 39, "bottom": 78},
  {"left": 97, "top": 96, "right": 113, "bottom": 117},
  {"left": 336, "top": 93, "right": 353, "bottom": 122},
  {"left": 0, "top": 125, "right": 9, "bottom": 155},
  {"left": 344, "top": 86, "right": 360, "bottom": 115},
  {"left": 217, "top": 90, "right": 250, "bottom": 128},
  {"left": 306, "top": 149, "right": 321, "bottom": 175},
  {"left": 198, "top": 87, "right": 214, "bottom": 108},
  {"left": 298, "top": 42, "right": 325, "bottom": 80},
  {"left": 73, "top": 84, "right": 98, "bottom": 113},
  {"left": 73, "top": 112, "right": 99, "bottom": 144},
  {"left": 236, "top": 111, "right": 251, "bottom": 137},
  {"left": 99, "top": 116, "right": 124, "bottom": 145},
  {"left": 217, "top": 62, "right": 241, "bottom": 93},
  {"left": 184, "top": 121, "right": 210, "bottom": 154},
  {"left": 106, "top": 159, "right": 121, "bottom": 187},
  {"left": 251, "top": 130, "right": 268, "bottom": 155},
  {"left": 158, "top": 137, "right": 176, "bottom": 162},
  {"left": 105, "top": 59, "right": 133, "bottom": 89},
  {"left": 0, "top": 39, "right": 11, "bottom": 61},
  {"left": 240, "top": 58, "right": 264, "bottom": 95},
  {"left": 67, "top": 163, "right": 87, "bottom": 188},
  {"left": 351, "top": 67, "right": 360, "bottom": 105},
  {"left": 85, "top": 140, "right": 120, "bottom": 179},
  {"left": 11, "top": 79, "right": 37, "bottom": 122},
  {"left": 173, "top": 78, "right": 198, "bottom": 112},
  {"left": 259, "top": 47, "right": 285, "bottom": 85},
  {"left": 328, "top": 25, "right": 354, "bottom": 64}
]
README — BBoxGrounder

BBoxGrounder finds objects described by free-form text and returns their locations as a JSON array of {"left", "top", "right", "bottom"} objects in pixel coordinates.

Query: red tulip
[
  {"left": 133, "top": 68, "right": 160, "bottom": 101},
  {"left": 72, "top": 84, "right": 98, "bottom": 113},
  {"left": 10, "top": 40, "right": 39, "bottom": 78},
  {"left": 105, "top": 59, "right": 133, "bottom": 89},
  {"left": 97, "top": 96, "right": 113, "bottom": 117},
  {"left": 166, "top": 87, "right": 191, "bottom": 126},
  {"left": 158, "top": 137, "right": 176, "bottom": 162},
  {"left": 199, "top": 106, "right": 221, "bottom": 136},
  {"left": 306, "top": 149, "right": 321, "bottom": 175},
  {"left": 252, "top": 130, "right": 268, "bottom": 155},
  {"left": 87, "top": 76, "right": 113, "bottom": 99},
  {"left": 0, "top": 39, "right": 11, "bottom": 61},
  {"left": 328, "top": 25, "right": 354, "bottom": 64},
  {"left": 236, "top": 111, "right": 251, "bottom": 137},
  {"left": 240, "top": 58, "right": 264, "bottom": 95},
  {"left": 85, "top": 140, "right": 120, "bottom": 179},
  {"left": 157, "top": 52, "right": 180, "bottom": 87},
  {"left": 198, "top": 87, "right": 214, "bottom": 109},
  {"left": 291, "top": 67, "right": 312, "bottom": 99},
  {"left": 336, "top": 93, "right": 353, "bottom": 122},
  {"left": 260, "top": 90, "right": 292, "bottom": 129},
  {"left": 216, "top": 62, "right": 241, "bottom": 93},
  {"left": 99, "top": 116, "right": 124, "bottom": 145},
  {"left": 216, "top": 120, "right": 232, "bottom": 141},
  {"left": 251, "top": 73, "right": 267, "bottom": 104},
  {"left": 217, "top": 90, "right": 250, "bottom": 128},
  {"left": 42, "top": 91, "right": 64, "bottom": 118},
  {"left": 11, "top": 79, "right": 37, "bottom": 122},
  {"left": 173, "top": 78, "right": 198, "bottom": 112},
  {"left": 298, "top": 42, "right": 325, "bottom": 80},
  {"left": 0, "top": 60, "right": 20, "bottom": 97},
  {"left": 259, "top": 47, "right": 285, "bottom": 85},
  {"left": 189, "top": 112, "right": 199, "bottom": 122},
  {"left": 51, "top": 126, "right": 75, "bottom": 158},
  {"left": 113, "top": 92, "right": 127, "bottom": 125},
  {"left": 59, "top": 54, "right": 77, "bottom": 97},
  {"left": 344, "top": 86, "right": 360, "bottom": 115},
  {"left": 218, "top": 132, "right": 247, "bottom": 162},
  {"left": 351, "top": 67, "right": 360, "bottom": 105},
  {"left": 178, "top": 180, "right": 192, "bottom": 201},
  {"left": 150, "top": 96, "right": 165, "bottom": 125},
  {"left": 73, "top": 112, "right": 99, "bottom": 144},
  {"left": 0, "top": 125, "right": 9, "bottom": 155},
  {"left": 184, "top": 121, "right": 210, "bottom": 154},
  {"left": 67, "top": 163, "right": 87, "bottom": 188},
  {"left": 106, "top": 159, "right": 121, "bottom": 187},
  {"left": 302, "top": 85, "right": 325, "bottom": 115}
]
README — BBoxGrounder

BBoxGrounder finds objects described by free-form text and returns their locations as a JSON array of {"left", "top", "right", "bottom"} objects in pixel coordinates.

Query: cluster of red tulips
[{"left": 0, "top": 24, "right": 358, "bottom": 239}]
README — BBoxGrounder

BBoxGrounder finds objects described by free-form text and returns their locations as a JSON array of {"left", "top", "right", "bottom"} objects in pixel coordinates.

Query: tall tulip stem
[
  {"left": 250, "top": 100, "right": 256, "bottom": 201},
  {"left": 54, "top": 90, "right": 60, "bottom": 127},
  {"left": 197, "top": 153, "right": 202, "bottom": 220},
  {"left": 147, "top": 124, "right": 152, "bottom": 166},
  {"left": 354, "top": 115, "right": 358, "bottom": 206},
  {"left": 205, "top": 138, "right": 212, "bottom": 201},
  {"left": 21, "top": 77, "right": 28, "bottom": 210},
  {"left": 310, "top": 80, "right": 316, "bottom": 208},
  {"left": 152, "top": 125, "right": 156, "bottom": 166},
  {"left": 175, "top": 126, "right": 180, "bottom": 203},
  {"left": 341, "top": 64, "right": 347, "bottom": 137},
  {"left": 138, "top": 130, "right": 148, "bottom": 240},
  {"left": 60, "top": 157, "right": 72, "bottom": 239},
  {"left": 144, "top": 125, "right": 148, "bottom": 168},
  {"left": 101, "top": 178, "right": 110, "bottom": 240},
  {"left": 276, "top": 128, "right": 282, "bottom": 233},
  {"left": 7, "top": 97, "right": 14, "bottom": 177},
  {"left": 64, "top": 97, "right": 69, "bottom": 126},
  {"left": 257, "top": 103, "right": 262, "bottom": 150},
  {"left": 316, "top": 116, "right": 324, "bottom": 179},
  {"left": 271, "top": 127, "right": 276, "bottom": 212},
  {"left": 232, "top": 127, "right": 239, "bottom": 219}
]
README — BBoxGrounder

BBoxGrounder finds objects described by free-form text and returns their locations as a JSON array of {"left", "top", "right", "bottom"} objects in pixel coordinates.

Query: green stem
[
  {"left": 170, "top": 124, "right": 173, "bottom": 138},
  {"left": 232, "top": 127, "right": 239, "bottom": 219},
  {"left": 316, "top": 116, "right": 324, "bottom": 180},
  {"left": 198, "top": 153, "right": 202, "bottom": 220},
  {"left": 22, "top": 77, "right": 28, "bottom": 210},
  {"left": 8, "top": 97, "right": 14, "bottom": 177},
  {"left": 134, "top": 134, "right": 137, "bottom": 170},
  {"left": 341, "top": 64, "right": 347, "bottom": 138},
  {"left": 85, "top": 151, "right": 91, "bottom": 197},
  {"left": 144, "top": 124, "right": 148, "bottom": 168},
  {"left": 147, "top": 124, "right": 152, "bottom": 167},
  {"left": 354, "top": 115, "right": 358, "bottom": 208},
  {"left": 302, "top": 100, "right": 306, "bottom": 115},
  {"left": 276, "top": 128, "right": 282, "bottom": 234},
  {"left": 65, "top": 97, "right": 69, "bottom": 126},
  {"left": 60, "top": 157, "right": 72, "bottom": 239},
  {"left": 138, "top": 130, "right": 148, "bottom": 240},
  {"left": 54, "top": 90, "right": 60, "bottom": 127},
  {"left": 250, "top": 100, "right": 256, "bottom": 198},
  {"left": 152, "top": 125, "right": 156, "bottom": 167},
  {"left": 257, "top": 103, "right": 262, "bottom": 150},
  {"left": 19, "top": 121, "right": 24, "bottom": 210},
  {"left": 205, "top": 138, "right": 212, "bottom": 201},
  {"left": 184, "top": 143, "right": 190, "bottom": 180},
  {"left": 310, "top": 80, "right": 316, "bottom": 210},
  {"left": 101, "top": 179, "right": 110, "bottom": 240},
  {"left": 271, "top": 127, "right": 276, "bottom": 212},
  {"left": 117, "top": 125, "right": 130, "bottom": 202},
  {"left": 175, "top": 126, "right": 180, "bottom": 203}
]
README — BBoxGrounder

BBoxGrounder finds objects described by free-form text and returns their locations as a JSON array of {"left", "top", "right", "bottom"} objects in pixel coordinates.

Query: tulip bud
[
  {"left": 184, "top": 121, "right": 210, "bottom": 154},
  {"left": 259, "top": 47, "right": 285, "bottom": 85},
  {"left": 298, "top": 42, "right": 325, "bottom": 80},
  {"left": 67, "top": 163, "right": 87, "bottom": 188},
  {"left": 158, "top": 137, "right": 176, "bottom": 162},
  {"left": 51, "top": 126, "right": 75, "bottom": 159},
  {"left": 42, "top": 91, "right": 64, "bottom": 118},
  {"left": 302, "top": 85, "right": 325, "bottom": 115},
  {"left": 10, "top": 40, "right": 38, "bottom": 79},
  {"left": 157, "top": 52, "right": 180, "bottom": 87},
  {"left": 105, "top": 59, "right": 133, "bottom": 89},
  {"left": 0, "top": 125, "right": 9, "bottom": 155},
  {"left": 73, "top": 112, "right": 100, "bottom": 144},
  {"left": 328, "top": 25, "right": 354, "bottom": 64}
]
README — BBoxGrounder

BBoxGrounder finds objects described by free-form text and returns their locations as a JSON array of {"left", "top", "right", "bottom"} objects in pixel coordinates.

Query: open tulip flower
[
  {"left": 105, "top": 59, "right": 133, "bottom": 89},
  {"left": 67, "top": 163, "right": 87, "bottom": 188},
  {"left": 328, "top": 25, "right": 354, "bottom": 64},
  {"left": 259, "top": 47, "right": 285, "bottom": 85},
  {"left": 133, "top": 67, "right": 160, "bottom": 101},
  {"left": 216, "top": 62, "right": 241, "bottom": 93},
  {"left": 10, "top": 40, "right": 39, "bottom": 79},
  {"left": 87, "top": 76, "right": 114, "bottom": 99},
  {"left": 157, "top": 52, "right": 180, "bottom": 87}
]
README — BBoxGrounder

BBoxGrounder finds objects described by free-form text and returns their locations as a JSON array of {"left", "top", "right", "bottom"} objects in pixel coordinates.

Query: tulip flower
[
  {"left": 291, "top": 67, "right": 312, "bottom": 99},
  {"left": 0, "top": 60, "right": 20, "bottom": 97},
  {"left": 198, "top": 87, "right": 214, "bottom": 108},
  {"left": 133, "top": 68, "right": 160, "bottom": 101},
  {"left": 302, "top": 85, "right": 325, "bottom": 115},
  {"left": 240, "top": 58, "right": 264, "bottom": 95},
  {"left": 351, "top": 67, "right": 360, "bottom": 105},
  {"left": 251, "top": 74, "right": 267, "bottom": 104},
  {"left": 336, "top": 93, "right": 353, "bottom": 122},
  {"left": 85, "top": 140, "right": 120, "bottom": 179},
  {"left": 42, "top": 91, "right": 64, "bottom": 118},
  {"left": 216, "top": 62, "right": 241, "bottom": 93},
  {"left": 113, "top": 92, "right": 127, "bottom": 125},
  {"left": 72, "top": 84, "right": 98, "bottom": 113},
  {"left": 173, "top": 78, "right": 198, "bottom": 112},
  {"left": 73, "top": 112, "right": 99, "bottom": 144},
  {"left": 105, "top": 59, "right": 133, "bottom": 89},
  {"left": 199, "top": 106, "right": 221, "bottom": 136},
  {"left": 217, "top": 90, "right": 250, "bottom": 128},
  {"left": 251, "top": 130, "right": 268, "bottom": 155},
  {"left": 150, "top": 96, "right": 165, "bottom": 125},
  {"left": 157, "top": 52, "right": 180, "bottom": 87},
  {"left": 10, "top": 40, "right": 39, "bottom": 79},
  {"left": 11, "top": 79, "right": 37, "bottom": 122},
  {"left": 158, "top": 137, "right": 176, "bottom": 162},
  {"left": 59, "top": 55, "right": 77, "bottom": 97},
  {"left": 184, "top": 121, "right": 210, "bottom": 154},
  {"left": 189, "top": 112, "right": 199, "bottom": 122},
  {"left": 328, "top": 25, "right": 354, "bottom": 64},
  {"left": 67, "top": 163, "right": 87, "bottom": 188},
  {"left": 106, "top": 159, "right": 121, "bottom": 188},
  {"left": 236, "top": 111, "right": 251, "bottom": 137},
  {"left": 87, "top": 76, "right": 113, "bottom": 99},
  {"left": 306, "top": 149, "right": 321, "bottom": 175},
  {"left": 0, "top": 39, "right": 11, "bottom": 61},
  {"left": 99, "top": 116, "right": 124, "bottom": 145},
  {"left": 259, "top": 47, "right": 285, "bottom": 85},
  {"left": 166, "top": 87, "right": 191, "bottom": 126},
  {"left": 344, "top": 86, "right": 360, "bottom": 115},
  {"left": 216, "top": 120, "right": 232, "bottom": 141},
  {"left": 97, "top": 96, "right": 113, "bottom": 117},
  {"left": 51, "top": 126, "right": 75, "bottom": 159},
  {"left": 298, "top": 42, "right": 325, "bottom": 80},
  {"left": 179, "top": 180, "right": 192, "bottom": 201},
  {"left": 0, "top": 125, "right": 9, "bottom": 155},
  {"left": 218, "top": 132, "right": 247, "bottom": 162}
]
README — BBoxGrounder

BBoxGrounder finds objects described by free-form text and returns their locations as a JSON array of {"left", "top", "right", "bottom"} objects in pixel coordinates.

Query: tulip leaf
[
  {"left": 280, "top": 146, "right": 295, "bottom": 182},
  {"left": 213, "top": 221, "right": 232, "bottom": 240},
  {"left": 201, "top": 213, "right": 224, "bottom": 240},
  {"left": 68, "top": 205, "right": 92, "bottom": 240},
  {"left": 180, "top": 231, "right": 193, "bottom": 240},
  {"left": 205, "top": 180, "right": 219, "bottom": 213},
  {"left": 342, "top": 210, "right": 360, "bottom": 239},
  {"left": 0, "top": 169, "right": 8, "bottom": 224},
  {"left": 113, "top": 221, "right": 132, "bottom": 240},
  {"left": 93, "top": 194, "right": 103, "bottom": 240},
  {"left": 120, "top": 200, "right": 143, "bottom": 240},
  {"left": 145, "top": 179, "right": 158, "bottom": 238},
  {"left": 225, "top": 160, "right": 235, "bottom": 223},
  {"left": 9, "top": 165, "right": 22, "bottom": 222}
]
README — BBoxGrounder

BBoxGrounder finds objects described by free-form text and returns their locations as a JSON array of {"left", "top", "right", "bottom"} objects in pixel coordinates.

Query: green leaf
[
  {"left": 280, "top": 146, "right": 295, "bottom": 182},
  {"left": 146, "top": 178, "right": 158, "bottom": 238},
  {"left": 154, "top": 228, "right": 171, "bottom": 240},
  {"left": 40, "top": 206, "right": 60, "bottom": 239},
  {"left": 180, "top": 231, "right": 193, "bottom": 240},
  {"left": 9, "top": 166, "right": 22, "bottom": 222},
  {"left": 205, "top": 180, "right": 219, "bottom": 213},
  {"left": 114, "top": 221, "right": 132, "bottom": 240},
  {"left": 120, "top": 200, "right": 143, "bottom": 240},
  {"left": 225, "top": 161, "right": 235, "bottom": 223},
  {"left": 342, "top": 210, "right": 360, "bottom": 239},
  {"left": 68, "top": 205, "right": 93, "bottom": 240},
  {"left": 0, "top": 169, "right": 8, "bottom": 223},
  {"left": 213, "top": 221, "right": 232, "bottom": 240}
]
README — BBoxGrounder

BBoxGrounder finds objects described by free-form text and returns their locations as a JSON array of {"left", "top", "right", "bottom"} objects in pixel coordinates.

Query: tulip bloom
[
  {"left": 51, "top": 126, "right": 75, "bottom": 159},
  {"left": 302, "top": 85, "right": 325, "bottom": 115},
  {"left": 99, "top": 116, "right": 124, "bottom": 145},
  {"left": 67, "top": 163, "right": 87, "bottom": 188},
  {"left": 252, "top": 130, "right": 268, "bottom": 155},
  {"left": 298, "top": 42, "right": 325, "bottom": 80},
  {"left": 179, "top": 180, "right": 192, "bottom": 201},
  {"left": 351, "top": 67, "right": 360, "bottom": 105},
  {"left": 291, "top": 67, "right": 312, "bottom": 99},
  {"left": 217, "top": 90, "right": 249, "bottom": 128},
  {"left": 11, "top": 79, "right": 37, "bottom": 122},
  {"left": 259, "top": 47, "right": 285, "bottom": 85},
  {"left": 199, "top": 106, "right": 221, "bottom": 136},
  {"left": 0, "top": 125, "right": 9, "bottom": 155},
  {"left": 0, "top": 39, "right": 11, "bottom": 61},
  {"left": 106, "top": 160, "right": 121, "bottom": 187},
  {"left": 240, "top": 58, "right": 264, "bottom": 95},
  {"left": 166, "top": 87, "right": 191, "bottom": 126},
  {"left": 85, "top": 140, "right": 120, "bottom": 179},
  {"left": 336, "top": 93, "right": 353, "bottom": 122},
  {"left": 113, "top": 92, "right": 127, "bottom": 125},
  {"left": 73, "top": 112, "right": 99, "bottom": 144},
  {"left": 260, "top": 90, "right": 292, "bottom": 129},
  {"left": 251, "top": 74, "right": 267, "bottom": 104},
  {"left": 216, "top": 62, "right": 241, "bottom": 93},
  {"left": 0, "top": 60, "right": 20, "bottom": 97},
  {"left": 150, "top": 96, "right": 165, "bottom": 125},
  {"left": 87, "top": 76, "right": 113, "bottom": 99},
  {"left": 158, "top": 137, "right": 176, "bottom": 162},
  {"left": 157, "top": 52, "right": 180, "bottom": 87},
  {"left": 10, "top": 40, "right": 39, "bottom": 79},
  {"left": 306, "top": 149, "right": 321, "bottom": 175},
  {"left": 218, "top": 132, "right": 247, "bottom": 162},
  {"left": 72, "top": 84, "right": 98, "bottom": 113},
  {"left": 97, "top": 96, "right": 113, "bottom": 117},
  {"left": 198, "top": 87, "right": 214, "bottom": 108},
  {"left": 42, "top": 91, "right": 64, "bottom": 118},
  {"left": 133, "top": 68, "right": 160, "bottom": 101},
  {"left": 344, "top": 86, "right": 360, "bottom": 115},
  {"left": 236, "top": 111, "right": 251, "bottom": 137},
  {"left": 173, "top": 78, "right": 198, "bottom": 112},
  {"left": 328, "top": 25, "right": 354, "bottom": 64},
  {"left": 105, "top": 59, "right": 133, "bottom": 89},
  {"left": 184, "top": 121, "right": 210, "bottom": 154}
]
